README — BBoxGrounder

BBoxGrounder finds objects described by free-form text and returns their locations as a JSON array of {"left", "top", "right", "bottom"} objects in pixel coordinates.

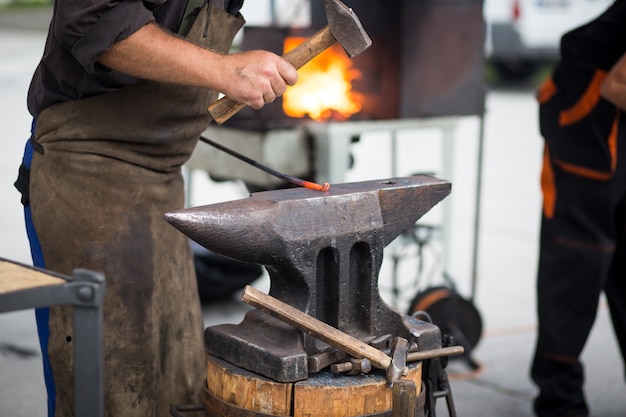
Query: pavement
[{"left": 0, "top": 6, "right": 624, "bottom": 417}]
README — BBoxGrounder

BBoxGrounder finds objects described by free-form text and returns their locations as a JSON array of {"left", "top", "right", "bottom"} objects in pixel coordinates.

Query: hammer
[
  {"left": 207, "top": 0, "right": 372, "bottom": 125},
  {"left": 241, "top": 285, "right": 407, "bottom": 384}
]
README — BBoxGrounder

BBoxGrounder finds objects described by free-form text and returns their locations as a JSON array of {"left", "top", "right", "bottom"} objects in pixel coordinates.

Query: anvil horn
[{"left": 164, "top": 175, "right": 450, "bottom": 266}]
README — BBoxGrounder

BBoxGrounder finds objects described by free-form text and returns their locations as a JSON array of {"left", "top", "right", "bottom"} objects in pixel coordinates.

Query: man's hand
[
  {"left": 601, "top": 52, "right": 626, "bottom": 111},
  {"left": 216, "top": 50, "right": 298, "bottom": 109},
  {"left": 99, "top": 23, "right": 297, "bottom": 109}
]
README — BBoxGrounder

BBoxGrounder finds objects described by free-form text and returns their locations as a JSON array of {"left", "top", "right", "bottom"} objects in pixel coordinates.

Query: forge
[
  {"left": 227, "top": 0, "right": 486, "bottom": 129},
  {"left": 187, "top": 0, "right": 486, "bottom": 190}
]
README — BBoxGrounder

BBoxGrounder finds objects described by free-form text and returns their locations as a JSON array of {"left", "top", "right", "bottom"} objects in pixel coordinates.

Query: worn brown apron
[{"left": 29, "top": 2, "right": 244, "bottom": 416}]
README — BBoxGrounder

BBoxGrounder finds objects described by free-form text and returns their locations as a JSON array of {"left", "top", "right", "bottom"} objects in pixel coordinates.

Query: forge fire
[{"left": 282, "top": 37, "right": 363, "bottom": 121}]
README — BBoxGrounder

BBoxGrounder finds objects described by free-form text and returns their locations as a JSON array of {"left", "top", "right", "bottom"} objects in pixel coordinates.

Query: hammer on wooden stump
[
  {"left": 207, "top": 0, "right": 372, "bottom": 125},
  {"left": 241, "top": 285, "right": 408, "bottom": 384}
]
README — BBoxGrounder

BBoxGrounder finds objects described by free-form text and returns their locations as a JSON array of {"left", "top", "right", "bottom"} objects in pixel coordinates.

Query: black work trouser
[{"left": 531, "top": 126, "right": 626, "bottom": 417}]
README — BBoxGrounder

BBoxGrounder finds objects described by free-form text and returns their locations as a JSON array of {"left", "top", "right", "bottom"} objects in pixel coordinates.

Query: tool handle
[
  {"left": 241, "top": 285, "right": 392, "bottom": 370},
  {"left": 206, "top": 100, "right": 246, "bottom": 126},
  {"left": 283, "top": 25, "right": 336, "bottom": 70},
  {"left": 406, "top": 345, "right": 464, "bottom": 362},
  {"left": 207, "top": 26, "right": 336, "bottom": 125}
]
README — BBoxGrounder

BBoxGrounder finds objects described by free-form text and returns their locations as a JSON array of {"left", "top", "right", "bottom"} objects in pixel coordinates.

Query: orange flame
[{"left": 283, "top": 37, "right": 363, "bottom": 121}]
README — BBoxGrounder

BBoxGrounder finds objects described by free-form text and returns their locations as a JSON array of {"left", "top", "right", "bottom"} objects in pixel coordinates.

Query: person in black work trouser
[{"left": 531, "top": 57, "right": 626, "bottom": 417}]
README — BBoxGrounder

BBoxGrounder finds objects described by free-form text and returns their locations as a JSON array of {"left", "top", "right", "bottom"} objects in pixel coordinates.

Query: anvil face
[{"left": 165, "top": 175, "right": 451, "bottom": 382}]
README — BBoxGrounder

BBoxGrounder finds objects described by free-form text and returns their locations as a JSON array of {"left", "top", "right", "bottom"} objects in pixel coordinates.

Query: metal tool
[
  {"left": 241, "top": 285, "right": 407, "bottom": 384},
  {"left": 330, "top": 344, "right": 464, "bottom": 375},
  {"left": 330, "top": 357, "right": 372, "bottom": 375},
  {"left": 422, "top": 335, "right": 459, "bottom": 417},
  {"left": 199, "top": 135, "right": 330, "bottom": 191},
  {"left": 407, "top": 345, "right": 464, "bottom": 362},
  {"left": 165, "top": 175, "right": 450, "bottom": 382},
  {"left": 386, "top": 336, "right": 408, "bottom": 384},
  {"left": 207, "top": 0, "right": 372, "bottom": 125}
]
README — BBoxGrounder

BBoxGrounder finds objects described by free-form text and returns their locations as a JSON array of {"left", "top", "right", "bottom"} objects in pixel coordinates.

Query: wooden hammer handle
[
  {"left": 207, "top": 26, "right": 336, "bottom": 125},
  {"left": 206, "top": 100, "right": 245, "bottom": 125},
  {"left": 283, "top": 25, "right": 336, "bottom": 70},
  {"left": 241, "top": 285, "right": 392, "bottom": 370}
]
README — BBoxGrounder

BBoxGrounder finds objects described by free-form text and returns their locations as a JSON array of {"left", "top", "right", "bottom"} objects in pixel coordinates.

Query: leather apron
[{"left": 28, "top": 3, "right": 244, "bottom": 416}]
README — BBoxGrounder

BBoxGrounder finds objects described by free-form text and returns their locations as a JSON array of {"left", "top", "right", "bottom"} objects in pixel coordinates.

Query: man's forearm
[
  {"left": 601, "top": 52, "right": 626, "bottom": 111},
  {"left": 98, "top": 23, "right": 298, "bottom": 109},
  {"left": 99, "top": 23, "right": 225, "bottom": 90}
]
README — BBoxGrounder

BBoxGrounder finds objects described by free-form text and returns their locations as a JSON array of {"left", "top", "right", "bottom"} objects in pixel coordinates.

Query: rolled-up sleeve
[{"left": 54, "top": 0, "right": 163, "bottom": 74}]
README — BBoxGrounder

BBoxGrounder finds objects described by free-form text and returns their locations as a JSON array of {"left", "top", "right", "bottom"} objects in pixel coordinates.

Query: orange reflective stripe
[
  {"left": 555, "top": 160, "right": 612, "bottom": 181},
  {"left": 536, "top": 77, "right": 557, "bottom": 104},
  {"left": 553, "top": 110, "right": 619, "bottom": 181},
  {"left": 541, "top": 144, "right": 556, "bottom": 219},
  {"left": 559, "top": 69, "right": 607, "bottom": 126},
  {"left": 608, "top": 110, "right": 619, "bottom": 173}
]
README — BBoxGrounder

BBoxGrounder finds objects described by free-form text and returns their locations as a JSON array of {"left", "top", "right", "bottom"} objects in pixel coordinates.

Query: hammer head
[
  {"left": 323, "top": 0, "right": 372, "bottom": 58},
  {"left": 386, "top": 336, "right": 409, "bottom": 385}
]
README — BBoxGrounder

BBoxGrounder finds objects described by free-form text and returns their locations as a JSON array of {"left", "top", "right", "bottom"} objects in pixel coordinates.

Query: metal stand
[{"left": 0, "top": 258, "right": 105, "bottom": 417}]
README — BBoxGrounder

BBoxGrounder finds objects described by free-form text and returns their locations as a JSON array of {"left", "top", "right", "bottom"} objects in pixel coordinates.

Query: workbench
[{"left": 0, "top": 258, "right": 105, "bottom": 417}]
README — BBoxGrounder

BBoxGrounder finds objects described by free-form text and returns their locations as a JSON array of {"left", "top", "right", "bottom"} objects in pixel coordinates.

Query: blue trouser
[{"left": 18, "top": 120, "right": 56, "bottom": 417}]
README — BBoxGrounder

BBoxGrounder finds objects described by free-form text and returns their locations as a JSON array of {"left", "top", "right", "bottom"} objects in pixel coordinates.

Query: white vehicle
[{"left": 484, "top": 0, "right": 614, "bottom": 79}]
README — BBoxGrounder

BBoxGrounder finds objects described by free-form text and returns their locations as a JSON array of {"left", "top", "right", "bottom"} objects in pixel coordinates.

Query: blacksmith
[{"left": 14, "top": 1, "right": 297, "bottom": 416}]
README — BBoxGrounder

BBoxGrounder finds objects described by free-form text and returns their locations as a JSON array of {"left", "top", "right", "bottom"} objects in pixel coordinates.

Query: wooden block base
[{"left": 205, "top": 354, "right": 422, "bottom": 417}]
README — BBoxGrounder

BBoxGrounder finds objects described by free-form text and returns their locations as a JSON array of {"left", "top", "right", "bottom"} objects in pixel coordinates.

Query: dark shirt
[
  {"left": 560, "top": 0, "right": 626, "bottom": 71},
  {"left": 27, "top": 0, "right": 190, "bottom": 117},
  {"left": 26, "top": 0, "right": 244, "bottom": 118}
]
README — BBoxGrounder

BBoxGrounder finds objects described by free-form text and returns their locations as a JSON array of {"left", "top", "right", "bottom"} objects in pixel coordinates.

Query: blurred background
[{"left": 1, "top": 1, "right": 623, "bottom": 416}]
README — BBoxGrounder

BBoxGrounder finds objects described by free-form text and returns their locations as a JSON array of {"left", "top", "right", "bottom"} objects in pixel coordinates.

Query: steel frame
[{"left": 0, "top": 259, "right": 105, "bottom": 417}]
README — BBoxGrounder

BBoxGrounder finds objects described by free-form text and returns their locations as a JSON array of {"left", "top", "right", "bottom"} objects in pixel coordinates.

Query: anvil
[{"left": 165, "top": 175, "right": 451, "bottom": 382}]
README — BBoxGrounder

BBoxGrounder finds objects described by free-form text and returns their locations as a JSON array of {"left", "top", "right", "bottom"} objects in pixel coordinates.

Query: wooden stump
[{"left": 205, "top": 354, "right": 422, "bottom": 417}]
